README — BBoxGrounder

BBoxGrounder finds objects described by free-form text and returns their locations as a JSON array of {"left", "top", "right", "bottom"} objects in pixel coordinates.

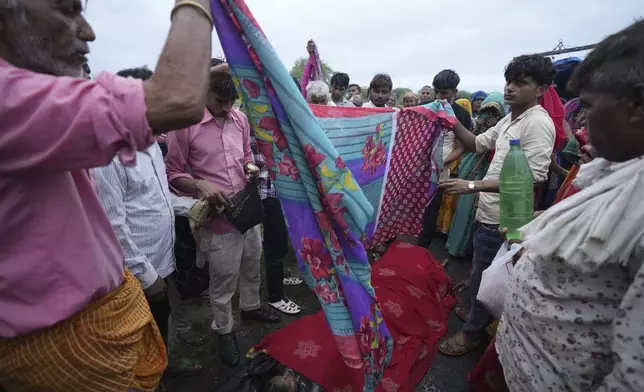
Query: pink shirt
[
  {"left": 165, "top": 109, "right": 252, "bottom": 234},
  {"left": 0, "top": 58, "right": 153, "bottom": 338}
]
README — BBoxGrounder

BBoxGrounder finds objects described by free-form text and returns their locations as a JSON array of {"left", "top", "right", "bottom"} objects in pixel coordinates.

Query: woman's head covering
[
  {"left": 539, "top": 85, "right": 567, "bottom": 150},
  {"left": 479, "top": 92, "right": 505, "bottom": 116},
  {"left": 471, "top": 91, "right": 488, "bottom": 102},
  {"left": 455, "top": 98, "right": 473, "bottom": 117},
  {"left": 564, "top": 98, "right": 583, "bottom": 131},
  {"left": 475, "top": 92, "right": 506, "bottom": 135}
]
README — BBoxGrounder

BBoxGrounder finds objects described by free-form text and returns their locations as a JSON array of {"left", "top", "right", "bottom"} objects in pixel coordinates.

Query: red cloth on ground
[
  {"left": 254, "top": 241, "right": 458, "bottom": 392},
  {"left": 539, "top": 86, "right": 567, "bottom": 151}
]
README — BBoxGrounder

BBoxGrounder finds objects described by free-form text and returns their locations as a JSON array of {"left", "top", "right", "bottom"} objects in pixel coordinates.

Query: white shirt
[
  {"left": 474, "top": 105, "right": 555, "bottom": 225},
  {"left": 362, "top": 100, "right": 377, "bottom": 108},
  {"left": 334, "top": 97, "right": 356, "bottom": 107},
  {"left": 94, "top": 143, "right": 196, "bottom": 289}
]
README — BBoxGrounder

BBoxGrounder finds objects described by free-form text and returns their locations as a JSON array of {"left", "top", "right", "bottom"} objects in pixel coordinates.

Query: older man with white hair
[
  {"left": 0, "top": 0, "right": 214, "bottom": 391},
  {"left": 306, "top": 80, "right": 336, "bottom": 106}
]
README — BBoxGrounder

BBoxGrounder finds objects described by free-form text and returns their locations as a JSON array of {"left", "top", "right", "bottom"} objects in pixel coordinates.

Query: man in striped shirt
[{"left": 94, "top": 67, "right": 202, "bottom": 378}]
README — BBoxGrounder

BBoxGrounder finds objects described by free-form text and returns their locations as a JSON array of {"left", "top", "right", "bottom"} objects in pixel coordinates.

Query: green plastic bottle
[{"left": 499, "top": 139, "right": 534, "bottom": 241}]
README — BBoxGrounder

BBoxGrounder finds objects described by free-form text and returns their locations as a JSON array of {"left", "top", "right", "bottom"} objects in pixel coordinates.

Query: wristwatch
[{"left": 468, "top": 181, "right": 476, "bottom": 192}]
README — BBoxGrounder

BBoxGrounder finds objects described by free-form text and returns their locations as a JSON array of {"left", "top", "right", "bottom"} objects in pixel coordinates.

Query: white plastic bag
[{"left": 476, "top": 242, "right": 523, "bottom": 319}]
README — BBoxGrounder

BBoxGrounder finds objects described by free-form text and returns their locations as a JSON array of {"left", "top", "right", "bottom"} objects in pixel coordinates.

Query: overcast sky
[{"left": 86, "top": 0, "right": 642, "bottom": 93}]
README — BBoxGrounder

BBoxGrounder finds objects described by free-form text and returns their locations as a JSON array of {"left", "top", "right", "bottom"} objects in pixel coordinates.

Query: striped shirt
[{"left": 94, "top": 143, "right": 195, "bottom": 289}]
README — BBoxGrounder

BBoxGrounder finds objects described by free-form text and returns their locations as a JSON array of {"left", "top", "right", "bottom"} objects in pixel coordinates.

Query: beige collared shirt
[{"left": 474, "top": 105, "right": 555, "bottom": 225}]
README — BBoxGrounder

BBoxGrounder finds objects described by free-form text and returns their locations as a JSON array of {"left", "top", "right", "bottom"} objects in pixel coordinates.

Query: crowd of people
[{"left": 0, "top": 1, "right": 643, "bottom": 392}]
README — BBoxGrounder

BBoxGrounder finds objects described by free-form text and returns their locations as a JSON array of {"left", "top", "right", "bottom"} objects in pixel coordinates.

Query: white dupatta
[{"left": 520, "top": 157, "right": 644, "bottom": 273}]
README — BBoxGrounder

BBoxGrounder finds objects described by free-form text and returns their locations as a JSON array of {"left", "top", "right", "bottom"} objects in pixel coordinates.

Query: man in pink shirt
[
  {"left": 0, "top": 1, "right": 214, "bottom": 391},
  {"left": 166, "top": 63, "right": 280, "bottom": 367}
]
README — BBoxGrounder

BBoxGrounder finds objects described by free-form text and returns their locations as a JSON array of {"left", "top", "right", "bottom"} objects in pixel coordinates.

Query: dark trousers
[
  {"left": 417, "top": 189, "right": 445, "bottom": 248},
  {"left": 463, "top": 222, "right": 504, "bottom": 338},
  {"left": 262, "top": 197, "right": 289, "bottom": 303},
  {"left": 148, "top": 279, "right": 171, "bottom": 346}
]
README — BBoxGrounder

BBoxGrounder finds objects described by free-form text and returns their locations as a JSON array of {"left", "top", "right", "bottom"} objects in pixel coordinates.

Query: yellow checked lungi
[{"left": 0, "top": 271, "right": 167, "bottom": 392}]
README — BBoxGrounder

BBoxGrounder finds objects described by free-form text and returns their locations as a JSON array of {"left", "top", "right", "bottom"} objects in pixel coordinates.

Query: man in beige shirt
[{"left": 436, "top": 54, "right": 556, "bottom": 356}]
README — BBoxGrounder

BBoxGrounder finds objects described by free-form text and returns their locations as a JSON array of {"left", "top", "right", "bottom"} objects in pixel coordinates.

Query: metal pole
[{"left": 535, "top": 44, "right": 597, "bottom": 57}]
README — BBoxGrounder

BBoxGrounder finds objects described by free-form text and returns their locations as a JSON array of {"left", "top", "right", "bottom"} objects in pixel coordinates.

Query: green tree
[
  {"left": 290, "top": 57, "right": 334, "bottom": 84},
  {"left": 361, "top": 86, "right": 369, "bottom": 99},
  {"left": 457, "top": 90, "right": 472, "bottom": 100}
]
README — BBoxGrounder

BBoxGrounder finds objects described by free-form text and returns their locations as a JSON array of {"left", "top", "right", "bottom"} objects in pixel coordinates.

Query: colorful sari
[
  {"left": 436, "top": 160, "right": 461, "bottom": 234},
  {"left": 564, "top": 98, "right": 583, "bottom": 132},
  {"left": 436, "top": 99, "right": 474, "bottom": 234},
  {"left": 299, "top": 49, "right": 324, "bottom": 97},
  {"left": 210, "top": 2, "right": 454, "bottom": 389},
  {"left": 446, "top": 93, "right": 504, "bottom": 257},
  {"left": 251, "top": 241, "right": 458, "bottom": 392}
]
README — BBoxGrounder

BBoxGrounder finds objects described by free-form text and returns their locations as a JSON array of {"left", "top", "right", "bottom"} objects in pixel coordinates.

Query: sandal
[
  {"left": 269, "top": 298, "right": 302, "bottom": 315},
  {"left": 486, "top": 320, "right": 499, "bottom": 336},
  {"left": 283, "top": 277, "right": 303, "bottom": 286},
  {"left": 177, "top": 329, "right": 207, "bottom": 347},
  {"left": 438, "top": 331, "right": 482, "bottom": 357}
]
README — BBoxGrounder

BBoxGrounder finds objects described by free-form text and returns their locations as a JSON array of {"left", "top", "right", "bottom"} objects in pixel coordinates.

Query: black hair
[
  {"left": 348, "top": 83, "right": 361, "bottom": 93},
  {"left": 330, "top": 72, "right": 350, "bottom": 89},
  {"left": 210, "top": 78, "right": 238, "bottom": 100},
  {"left": 432, "top": 70, "right": 460, "bottom": 90},
  {"left": 570, "top": 19, "right": 644, "bottom": 99},
  {"left": 208, "top": 57, "right": 238, "bottom": 100},
  {"left": 369, "top": 73, "right": 392, "bottom": 91},
  {"left": 82, "top": 63, "right": 91, "bottom": 76},
  {"left": 117, "top": 66, "right": 153, "bottom": 81},
  {"left": 504, "top": 55, "right": 556, "bottom": 86}
]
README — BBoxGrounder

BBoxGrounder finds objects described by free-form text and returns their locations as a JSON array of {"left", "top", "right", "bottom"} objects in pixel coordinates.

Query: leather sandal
[{"left": 438, "top": 331, "right": 482, "bottom": 357}]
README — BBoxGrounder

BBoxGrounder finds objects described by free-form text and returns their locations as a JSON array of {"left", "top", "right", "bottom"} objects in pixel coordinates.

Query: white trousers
[{"left": 200, "top": 226, "right": 262, "bottom": 334}]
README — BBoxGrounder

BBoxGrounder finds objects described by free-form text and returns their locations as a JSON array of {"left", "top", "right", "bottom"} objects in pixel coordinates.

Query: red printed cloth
[
  {"left": 367, "top": 107, "right": 454, "bottom": 249},
  {"left": 253, "top": 241, "right": 458, "bottom": 392}
]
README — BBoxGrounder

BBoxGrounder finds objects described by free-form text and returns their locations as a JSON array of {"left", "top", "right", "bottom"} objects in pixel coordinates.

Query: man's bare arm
[
  {"left": 144, "top": 0, "right": 213, "bottom": 134},
  {"left": 453, "top": 121, "right": 477, "bottom": 153},
  {"left": 439, "top": 178, "right": 500, "bottom": 195},
  {"left": 472, "top": 179, "right": 500, "bottom": 193},
  {"left": 172, "top": 177, "right": 201, "bottom": 196}
]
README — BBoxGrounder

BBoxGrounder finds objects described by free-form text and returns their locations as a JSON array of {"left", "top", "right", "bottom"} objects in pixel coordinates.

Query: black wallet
[{"left": 225, "top": 179, "right": 265, "bottom": 234}]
